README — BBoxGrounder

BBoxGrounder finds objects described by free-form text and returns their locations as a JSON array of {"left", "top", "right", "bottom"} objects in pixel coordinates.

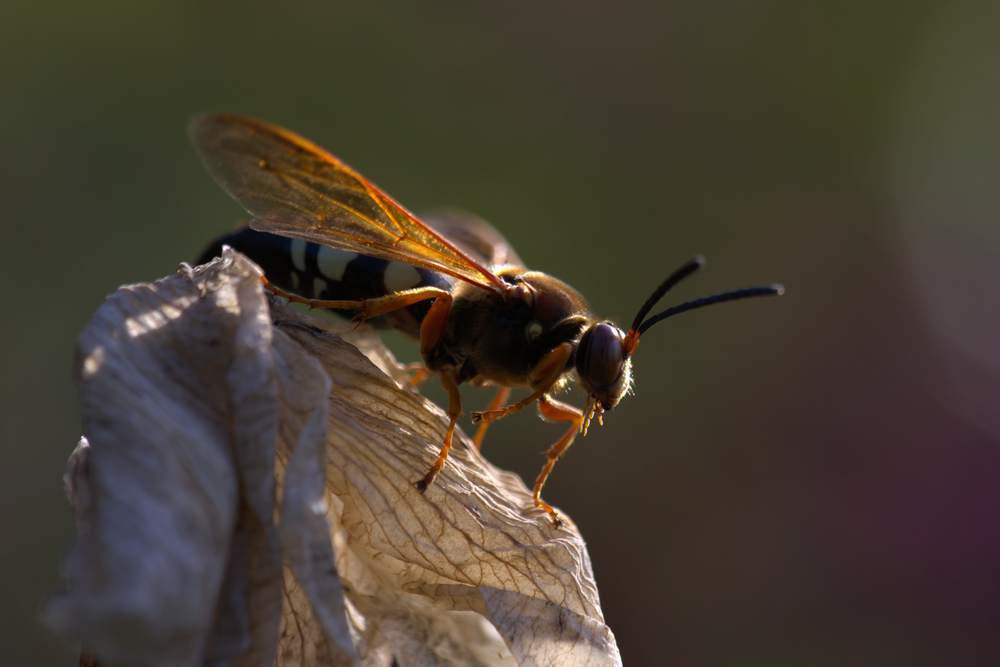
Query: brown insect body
[
  {"left": 429, "top": 268, "right": 600, "bottom": 389},
  {"left": 191, "top": 114, "right": 781, "bottom": 526}
]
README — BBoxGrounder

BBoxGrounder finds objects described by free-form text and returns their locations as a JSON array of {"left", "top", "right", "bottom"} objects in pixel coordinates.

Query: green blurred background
[{"left": 3, "top": 1, "right": 1000, "bottom": 664}]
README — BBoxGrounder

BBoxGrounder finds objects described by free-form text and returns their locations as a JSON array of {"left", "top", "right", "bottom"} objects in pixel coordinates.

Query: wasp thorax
[{"left": 577, "top": 321, "right": 630, "bottom": 408}]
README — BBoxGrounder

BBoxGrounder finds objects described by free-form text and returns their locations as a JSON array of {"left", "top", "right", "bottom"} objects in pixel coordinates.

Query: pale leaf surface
[
  {"left": 46, "top": 249, "right": 621, "bottom": 667},
  {"left": 47, "top": 253, "right": 283, "bottom": 667}
]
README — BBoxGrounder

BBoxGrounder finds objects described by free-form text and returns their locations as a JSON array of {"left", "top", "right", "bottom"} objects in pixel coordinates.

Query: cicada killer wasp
[{"left": 191, "top": 115, "right": 783, "bottom": 525}]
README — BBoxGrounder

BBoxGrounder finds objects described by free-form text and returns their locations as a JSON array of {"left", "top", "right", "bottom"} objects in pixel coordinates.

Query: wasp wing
[
  {"left": 420, "top": 208, "right": 524, "bottom": 269},
  {"left": 190, "top": 115, "right": 505, "bottom": 292}
]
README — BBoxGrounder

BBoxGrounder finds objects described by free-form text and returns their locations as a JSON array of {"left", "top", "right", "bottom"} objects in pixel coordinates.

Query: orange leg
[
  {"left": 405, "top": 363, "right": 433, "bottom": 390},
  {"left": 472, "top": 386, "right": 512, "bottom": 451},
  {"left": 261, "top": 275, "right": 473, "bottom": 493},
  {"left": 416, "top": 289, "right": 452, "bottom": 357},
  {"left": 532, "top": 396, "right": 585, "bottom": 526},
  {"left": 261, "top": 276, "right": 452, "bottom": 348},
  {"left": 261, "top": 275, "right": 467, "bottom": 491},
  {"left": 415, "top": 369, "right": 463, "bottom": 492},
  {"left": 261, "top": 275, "right": 363, "bottom": 310},
  {"left": 471, "top": 343, "right": 572, "bottom": 426}
]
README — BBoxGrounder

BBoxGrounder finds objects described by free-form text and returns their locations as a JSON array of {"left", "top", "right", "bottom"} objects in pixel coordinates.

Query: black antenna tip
[{"left": 636, "top": 282, "right": 785, "bottom": 336}]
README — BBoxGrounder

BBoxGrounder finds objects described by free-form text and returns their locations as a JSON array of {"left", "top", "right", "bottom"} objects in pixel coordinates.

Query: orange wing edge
[{"left": 216, "top": 114, "right": 509, "bottom": 294}]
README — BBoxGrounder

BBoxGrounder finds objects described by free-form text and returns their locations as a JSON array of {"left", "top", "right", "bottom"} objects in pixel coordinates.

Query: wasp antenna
[
  {"left": 636, "top": 284, "right": 784, "bottom": 336},
  {"left": 628, "top": 256, "right": 705, "bottom": 335}
]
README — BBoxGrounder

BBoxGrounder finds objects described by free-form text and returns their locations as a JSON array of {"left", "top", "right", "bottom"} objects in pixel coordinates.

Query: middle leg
[{"left": 415, "top": 369, "right": 464, "bottom": 492}]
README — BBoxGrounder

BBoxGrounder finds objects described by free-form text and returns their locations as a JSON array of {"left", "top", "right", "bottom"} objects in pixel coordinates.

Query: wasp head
[
  {"left": 576, "top": 321, "right": 632, "bottom": 410},
  {"left": 577, "top": 257, "right": 783, "bottom": 412}
]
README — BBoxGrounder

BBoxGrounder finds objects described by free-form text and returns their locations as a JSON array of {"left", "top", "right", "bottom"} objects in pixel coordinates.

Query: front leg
[
  {"left": 532, "top": 395, "right": 585, "bottom": 526},
  {"left": 472, "top": 386, "right": 512, "bottom": 451},
  {"left": 470, "top": 343, "right": 573, "bottom": 426}
]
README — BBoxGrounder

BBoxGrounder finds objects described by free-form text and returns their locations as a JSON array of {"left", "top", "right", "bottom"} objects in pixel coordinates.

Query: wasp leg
[
  {"left": 472, "top": 386, "right": 512, "bottom": 451},
  {"left": 260, "top": 275, "right": 344, "bottom": 307},
  {"left": 415, "top": 369, "right": 463, "bottom": 492},
  {"left": 471, "top": 343, "right": 572, "bottom": 426},
  {"left": 414, "top": 289, "right": 453, "bottom": 357},
  {"left": 532, "top": 396, "right": 585, "bottom": 527},
  {"left": 405, "top": 363, "right": 433, "bottom": 389},
  {"left": 260, "top": 274, "right": 366, "bottom": 311},
  {"left": 261, "top": 275, "right": 453, "bottom": 337}
]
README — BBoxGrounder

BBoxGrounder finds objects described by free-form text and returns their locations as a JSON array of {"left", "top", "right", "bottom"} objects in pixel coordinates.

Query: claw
[{"left": 416, "top": 465, "right": 439, "bottom": 493}]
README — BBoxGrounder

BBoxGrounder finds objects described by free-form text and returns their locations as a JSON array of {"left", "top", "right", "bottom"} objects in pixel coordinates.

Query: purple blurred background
[{"left": 2, "top": 1, "right": 999, "bottom": 664}]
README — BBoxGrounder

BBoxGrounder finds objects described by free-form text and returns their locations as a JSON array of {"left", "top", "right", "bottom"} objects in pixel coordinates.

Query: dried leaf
[{"left": 45, "top": 249, "right": 622, "bottom": 667}]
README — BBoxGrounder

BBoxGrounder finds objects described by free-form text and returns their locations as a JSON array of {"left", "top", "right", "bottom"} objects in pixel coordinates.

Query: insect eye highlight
[{"left": 525, "top": 321, "right": 543, "bottom": 340}]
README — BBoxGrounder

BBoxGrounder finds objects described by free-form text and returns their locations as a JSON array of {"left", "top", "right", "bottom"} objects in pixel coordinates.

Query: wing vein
[{"left": 190, "top": 114, "right": 506, "bottom": 292}]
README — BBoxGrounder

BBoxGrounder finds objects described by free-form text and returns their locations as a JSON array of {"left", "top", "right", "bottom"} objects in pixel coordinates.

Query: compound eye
[
  {"left": 525, "top": 320, "right": 543, "bottom": 341},
  {"left": 577, "top": 322, "right": 625, "bottom": 391}
]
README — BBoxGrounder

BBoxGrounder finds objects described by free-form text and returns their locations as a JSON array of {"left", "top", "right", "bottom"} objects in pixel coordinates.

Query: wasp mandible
[{"left": 191, "top": 115, "right": 783, "bottom": 525}]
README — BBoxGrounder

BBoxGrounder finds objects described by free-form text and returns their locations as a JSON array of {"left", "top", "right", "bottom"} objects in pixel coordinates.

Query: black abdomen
[{"left": 198, "top": 226, "right": 453, "bottom": 337}]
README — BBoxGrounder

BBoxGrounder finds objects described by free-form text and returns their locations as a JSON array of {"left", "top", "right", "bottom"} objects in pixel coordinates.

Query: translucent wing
[
  {"left": 420, "top": 208, "right": 524, "bottom": 269},
  {"left": 190, "top": 115, "right": 505, "bottom": 292}
]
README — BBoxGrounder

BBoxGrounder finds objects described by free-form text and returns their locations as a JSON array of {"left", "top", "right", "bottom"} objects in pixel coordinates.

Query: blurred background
[{"left": 3, "top": 1, "right": 999, "bottom": 664}]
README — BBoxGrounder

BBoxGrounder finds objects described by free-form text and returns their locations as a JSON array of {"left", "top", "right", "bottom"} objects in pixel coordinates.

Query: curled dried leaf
[{"left": 45, "top": 249, "right": 621, "bottom": 667}]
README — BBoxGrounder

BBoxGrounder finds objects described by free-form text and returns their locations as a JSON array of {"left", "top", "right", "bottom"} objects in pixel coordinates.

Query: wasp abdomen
[{"left": 198, "top": 226, "right": 452, "bottom": 334}]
